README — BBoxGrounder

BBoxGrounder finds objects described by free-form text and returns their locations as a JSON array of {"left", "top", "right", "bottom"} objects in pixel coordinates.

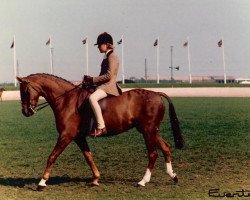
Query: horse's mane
[{"left": 27, "top": 73, "right": 75, "bottom": 87}]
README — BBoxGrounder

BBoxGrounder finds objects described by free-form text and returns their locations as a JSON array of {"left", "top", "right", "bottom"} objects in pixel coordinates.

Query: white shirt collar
[{"left": 104, "top": 49, "right": 112, "bottom": 59}]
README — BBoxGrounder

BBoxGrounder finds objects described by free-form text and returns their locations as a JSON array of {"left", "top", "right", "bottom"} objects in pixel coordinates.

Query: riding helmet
[{"left": 94, "top": 32, "right": 113, "bottom": 46}]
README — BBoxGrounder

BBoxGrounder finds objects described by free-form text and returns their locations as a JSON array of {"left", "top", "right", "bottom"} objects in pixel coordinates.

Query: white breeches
[{"left": 89, "top": 89, "right": 108, "bottom": 129}]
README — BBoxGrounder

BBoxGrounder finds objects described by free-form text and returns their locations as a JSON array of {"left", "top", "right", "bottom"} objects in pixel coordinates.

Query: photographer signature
[{"left": 209, "top": 189, "right": 250, "bottom": 198}]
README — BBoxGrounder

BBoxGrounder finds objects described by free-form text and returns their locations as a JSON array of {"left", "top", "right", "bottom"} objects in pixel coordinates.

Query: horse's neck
[{"left": 38, "top": 79, "right": 74, "bottom": 101}]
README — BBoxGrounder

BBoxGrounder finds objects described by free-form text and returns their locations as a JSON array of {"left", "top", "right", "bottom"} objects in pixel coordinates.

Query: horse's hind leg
[
  {"left": 137, "top": 131, "right": 158, "bottom": 187},
  {"left": 156, "top": 134, "right": 178, "bottom": 183},
  {"left": 74, "top": 136, "right": 100, "bottom": 186}
]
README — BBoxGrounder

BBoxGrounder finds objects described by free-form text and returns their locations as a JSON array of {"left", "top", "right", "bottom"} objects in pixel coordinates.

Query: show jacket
[{"left": 93, "top": 50, "right": 122, "bottom": 96}]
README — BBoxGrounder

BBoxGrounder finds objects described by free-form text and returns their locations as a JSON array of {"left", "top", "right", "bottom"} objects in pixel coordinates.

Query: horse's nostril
[{"left": 22, "top": 109, "right": 32, "bottom": 117}]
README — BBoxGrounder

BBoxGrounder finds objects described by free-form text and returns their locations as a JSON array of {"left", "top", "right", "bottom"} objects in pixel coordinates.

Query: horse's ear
[
  {"left": 16, "top": 76, "right": 23, "bottom": 83},
  {"left": 16, "top": 76, "right": 29, "bottom": 84}
]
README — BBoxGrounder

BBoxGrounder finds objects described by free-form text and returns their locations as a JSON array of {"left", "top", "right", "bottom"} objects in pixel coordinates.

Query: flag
[
  {"left": 82, "top": 38, "right": 87, "bottom": 45},
  {"left": 46, "top": 38, "right": 50, "bottom": 45},
  {"left": 218, "top": 40, "right": 222, "bottom": 47},
  {"left": 10, "top": 40, "right": 14, "bottom": 48},
  {"left": 117, "top": 39, "right": 122, "bottom": 45},
  {"left": 153, "top": 39, "right": 158, "bottom": 46},
  {"left": 183, "top": 41, "right": 188, "bottom": 47}
]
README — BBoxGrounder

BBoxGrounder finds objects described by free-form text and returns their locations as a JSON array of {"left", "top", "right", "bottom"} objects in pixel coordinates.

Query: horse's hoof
[
  {"left": 172, "top": 176, "right": 178, "bottom": 183},
  {"left": 36, "top": 185, "right": 46, "bottom": 191},
  {"left": 136, "top": 182, "right": 145, "bottom": 187},
  {"left": 91, "top": 180, "right": 99, "bottom": 186}
]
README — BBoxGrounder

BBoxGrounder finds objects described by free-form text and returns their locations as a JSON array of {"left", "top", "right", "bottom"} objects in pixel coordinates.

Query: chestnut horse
[
  {"left": 0, "top": 88, "right": 5, "bottom": 102},
  {"left": 16, "top": 73, "right": 184, "bottom": 191}
]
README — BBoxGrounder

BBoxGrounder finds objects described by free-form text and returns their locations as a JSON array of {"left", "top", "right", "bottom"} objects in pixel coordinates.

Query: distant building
[
  {"left": 141, "top": 76, "right": 236, "bottom": 83},
  {"left": 73, "top": 75, "right": 239, "bottom": 85},
  {"left": 235, "top": 78, "right": 250, "bottom": 84},
  {"left": 211, "top": 76, "right": 235, "bottom": 83}
]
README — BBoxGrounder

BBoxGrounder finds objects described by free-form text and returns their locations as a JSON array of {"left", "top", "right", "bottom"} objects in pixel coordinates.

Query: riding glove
[{"left": 83, "top": 75, "right": 94, "bottom": 85}]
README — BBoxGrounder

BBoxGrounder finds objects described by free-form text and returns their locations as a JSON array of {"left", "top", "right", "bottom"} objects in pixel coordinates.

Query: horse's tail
[{"left": 158, "top": 92, "right": 185, "bottom": 149}]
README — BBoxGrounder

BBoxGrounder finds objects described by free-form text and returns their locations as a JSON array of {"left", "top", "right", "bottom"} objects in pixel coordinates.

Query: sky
[{"left": 1, "top": 0, "right": 250, "bottom": 83}]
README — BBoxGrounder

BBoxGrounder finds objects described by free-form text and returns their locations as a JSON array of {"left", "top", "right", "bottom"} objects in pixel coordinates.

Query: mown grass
[
  {"left": 0, "top": 98, "right": 249, "bottom": 200},
  {"left": 1, "top": 82, "right": 250, "bottom": 91}
]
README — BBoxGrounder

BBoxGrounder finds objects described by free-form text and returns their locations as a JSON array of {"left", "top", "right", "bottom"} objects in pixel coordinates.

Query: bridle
[{"left": 21, "top": 82, "right": 84, "bottom": 114}]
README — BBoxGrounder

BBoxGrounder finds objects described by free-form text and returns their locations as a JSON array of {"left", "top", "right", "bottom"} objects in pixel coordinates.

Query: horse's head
[{"left": 16, "top": 76, "right": 41, "bottom": 117}]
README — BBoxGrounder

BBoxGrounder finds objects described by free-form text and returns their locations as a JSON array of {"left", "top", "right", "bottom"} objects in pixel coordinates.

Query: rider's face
[{"left": 98, "top": 44, "right": 108, "bottom": 53}]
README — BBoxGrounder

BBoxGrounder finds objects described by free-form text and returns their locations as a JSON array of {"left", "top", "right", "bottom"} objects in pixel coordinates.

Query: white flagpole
[
  {"left": 121, "top": 35, "right": 125, "bottom": 84},
  {"left": 86, "top": 36, "right": 89, "bottom": 75},
  {"left": 156, "top": 37, "right": 160, "bottom": 84},
  {"left": 49, "top": 36, "right": 54, "bottom": 74},
  {"left": 221, "top": 38, "right": 226, "bottom": 84},
  {"left": 13, "top": 36, "right": 17, "bottom": 87},
  {"left": 17, "top": 60, "right": 20, "bottom": 77},
  {"left": 187, "top": 36, "right": 192, "bottom": 84}
]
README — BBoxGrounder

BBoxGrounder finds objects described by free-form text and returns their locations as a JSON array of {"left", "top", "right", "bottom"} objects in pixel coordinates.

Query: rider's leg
[{"left": 89, "top": 89, "right": 108, "bottom": 129}]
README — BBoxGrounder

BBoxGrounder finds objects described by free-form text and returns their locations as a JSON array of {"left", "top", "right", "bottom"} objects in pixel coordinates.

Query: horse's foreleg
[
  {"left": 74, "top": 137, "right": 100, "bottom": 186},
  {"left": 156, "top": 134, "right": 178, "bottom": 183},
  {"left": 137, "top": 133, "right": 158, "bottom": 187},
  {"left": 83, "top": 151, "right": 100, "bottom": 186},
  {"left": 37, "top": 136, "right": 73, "bottom": 191}
]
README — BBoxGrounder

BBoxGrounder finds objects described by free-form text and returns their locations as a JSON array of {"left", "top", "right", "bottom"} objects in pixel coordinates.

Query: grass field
[
  {"left": 0, "top": 98, "right": 249, "bottom": 200},
  {"left": 1, "top": 82, "right": 250, "bottom": 91}
]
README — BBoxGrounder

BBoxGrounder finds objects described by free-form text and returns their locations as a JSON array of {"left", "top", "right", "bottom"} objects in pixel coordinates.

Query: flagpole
[
  {"left": 221, "top": 37, "right": 226, "bottom": 84},
  {"left": 13, "top": 36, "right": 17, "bottom": 87},
  {"left": 86, "top": 36, "right": 89, "bottom": 75},
  {"left": 121, "top": 35, "right": 125, "bottom": 84},
  {"left": 156, "top": 37, "right": 160, "bottom": 84},
  {"left": 187, "top": 36, "right": 192, "bottom": 84},
  {"left": 49, "top": 36, "right": 54, "bottom": 74},
  {"left": 17, "top": 60, "right": 20, "bottom": 77},
  {"left": 170, "top": 46, "right": 174, "bottom": 81}
]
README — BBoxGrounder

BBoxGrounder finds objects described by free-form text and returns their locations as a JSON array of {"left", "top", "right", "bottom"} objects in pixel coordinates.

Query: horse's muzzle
[{"left": 22, "top": 106, "right": 36, "bottom": 117}]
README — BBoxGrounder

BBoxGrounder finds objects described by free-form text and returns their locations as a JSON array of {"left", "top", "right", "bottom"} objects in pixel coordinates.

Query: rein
[
  {"left": 34, "top": 101, "right": 50, "bottom": 112},
  {"left": 28, "top": 82, "right": 84, "bottom": 113}
]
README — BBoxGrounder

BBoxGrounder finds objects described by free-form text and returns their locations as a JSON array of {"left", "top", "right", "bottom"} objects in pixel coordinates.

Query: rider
[{"left": 83, "top": 32, "right": 122, "bottom": 137}]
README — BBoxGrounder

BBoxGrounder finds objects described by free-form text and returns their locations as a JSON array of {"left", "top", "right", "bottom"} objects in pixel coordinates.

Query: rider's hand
[{"left": 83, "top": 75, "right": 93, "bottom": 85}]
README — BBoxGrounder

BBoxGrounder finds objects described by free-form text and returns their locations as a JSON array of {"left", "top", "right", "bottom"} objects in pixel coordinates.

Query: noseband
[{"left": 21, "top": 83, "right": 48, "bottom": 114}]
